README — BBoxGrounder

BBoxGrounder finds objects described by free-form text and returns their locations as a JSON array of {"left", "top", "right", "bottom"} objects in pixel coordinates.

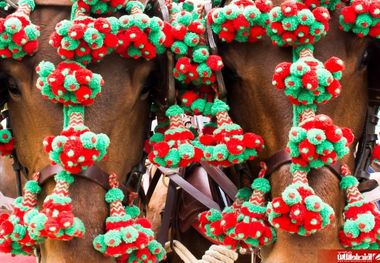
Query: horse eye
[{"left": 7, "top": 77, "right": 20, "bottom": 96}]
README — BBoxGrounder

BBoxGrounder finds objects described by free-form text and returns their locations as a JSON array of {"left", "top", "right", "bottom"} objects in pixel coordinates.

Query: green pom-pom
[
  {"left": 213, "top": 144, "right": 229, "bottom": 161},
  {"left": 282, "top": 184, "right": 302, "bottom": 205},
  {"left": 211, "top": 99, "right": 230, "bottom": 116},
  {"left": 54, "top": 171, "right": 74, "bottom": 184},
  {"left": 120, "top": 226, "right": 138, "bottom": 243},
  {"left": 340, "top": 175, "right": 359, "bottom": 190},
  {"left": 166, "top": 105, "right": 184, "bottom": 117},
  {"left": 126, "top": 205, "right": 140, "bottom": 218},
  {"left": 24, "top": 180, "right": 41, "bottom": 194},
  {"left": 105, "top": 188, "right": 124, "bottom": 203},
  {"left": 178, "top": 143, "right": 195, "bottom": 159},
  {"left": 235, "top": 187, "right": 252, "bottom": 200},
  {"left": 304, "top": 195, "right": 323, "bottom": 212},
  {"left": 93, "top": 235, "right": 106, "bottom": 253},
  {"left": 193, "top": 47, "right": 209, "bottom": 63},
  {"left": 104, "top": 230, "right": 122, "bottom": 247},
  {"left": 251, "top": 177, "right": 271, "bottom": 193}
]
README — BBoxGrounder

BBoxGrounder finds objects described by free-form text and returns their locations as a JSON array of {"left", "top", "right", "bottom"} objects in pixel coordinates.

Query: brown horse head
[
  {"left": 1, "top": 3, "right": 157, "bottom": 262},
  {"left": 221, "top": 6, "right": 369, "bottom": 263}
]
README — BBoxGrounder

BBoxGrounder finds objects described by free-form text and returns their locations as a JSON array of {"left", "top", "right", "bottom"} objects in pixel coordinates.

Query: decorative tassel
[
  {"left": 267, "top": 0, "right": 330, "bottom": 46},
  {"left": 0, "top": 173, "right": 43, "bottom": 255},
  {"left": 267, "top": 166, "right": 335, "bottom": 236},
  {"left": 198, "top": 164, "right": 275, "bottom": 250},
  {"left": 28, "top": 171, "right": 85, "bottom": 240},
  {"left": 0, "top": 127, "right": 14, "bottom": 156},
  {"left": 0, "top": 0, "right": 40, "bottom": 60},
  {"left": 42, "top": 106, "right": 110, "bottom": 174},
  {"left": 339, "top": 165, "right": 380, "bottom": 249},
  {"left": 197, "top": 187, "right": 253, "bottom": 250},
  {"left": 93, "top": 174, "right": 166, "bottom": 262},
  {"left": 339, "top": 0, "right": 380, "bottom": 38},
  {"left": 206, "top": 0, "right": 272, "bottom": 43},
  {"left": 148, "top": 105, "right": 203, "bottom": 168},
  {"left": 232, "top": 163, "right": 276, "bottom": 247},
  {"left": 272, "top": 46, "right": 345, "bottom": 105},
  {"left": 288, "top": 113, "right": 354, "bottom": 172},
  {"left": 198, "top": 99, "right": 264, "bottom": 167}
]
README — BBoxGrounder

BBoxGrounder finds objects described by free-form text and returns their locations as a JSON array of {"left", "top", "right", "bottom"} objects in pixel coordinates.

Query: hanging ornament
[
  {"left": 339, "top": 165, "right": 380, "bottom": 249},
  {"left": 287, "top": 113, "right": 354, "bottom": 172},
  {"left": 198, "top": 99, "right": 264, "bottom": 167},
  {"left": 272, "top": 46, "right": 345, "bottom": 105},
  {"left": 266, "top": 165, "right": 335, "bottom": 236},
  {"left": 93, "top": 174, "right": 166, "bottom": 262},
  {"left": 0, "top": 127, "right": 14, "bottom": 156},
  {"left": 148, "top": 105, "right": 203, "bottom": 168},
  {"left": 0, "top": 0, "right": 40, "bottom": 59},
  {"left": 0, "top": 173, "right": 43, "bottom": 255},
  {"left": 28, "top": 171, "right": 85, "bottom": 240}
]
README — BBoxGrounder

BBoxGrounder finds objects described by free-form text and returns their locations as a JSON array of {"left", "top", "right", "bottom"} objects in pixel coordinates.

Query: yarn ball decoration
[
  {"left": 179, "top": 86, "right": 216, "bottom": 116},
  {"left": 169, "top": 0, "right": 224, "bottom": 86},
  {"left": 0, "top": 0, "right": 40, "bottom": 60},
  {"left": 148, "top": 105, "right": 204, "bottom": 168},
  {"left": 0, "top": 128, "right": 14, "bottom": 156},
  {"left": 27, "top": 171, "right": 85, "bottom": 240},
  {"left": 74, "top": 0, "right": 128, "bottom": 15},
  {"left": 197, "top": 187, "right": 253, "bottom": 250},
  {"left": 0, "top": 178, "right": 43, "bottom": 255},
  {"left": 43, "top": 126, "right": 110, "bottom": 174},
  {"left": 36, "top": 61, "right": 104, "bottom": 106},
  {"left": 267, "top": 0, "right": 330, "bottom": 46},
  {"left": 145, "top": 116, "right": 170, "bottom": 154},
  {"left": 267, "top": 174, "right": 335, "bottom": 236},
  {"left": 49, "top": 15, "right": 120, "bottom": 64},
  {"left": 272, "top": 48, "right": 345, "bottom": 105},
  {"left": 287, "top": 114, "right": 354, "bottom": 171},
  {"left": 115, "top": 1, "right": 173, "bottom": 60},
  {"left": 93, "top": 175, "right": 166, "bottom": 262},
  {"left": 338, "top": 165, "right": 380, "bottom": 249},
  {"left": 207, "top": 0, "right": 272, "bottom": 43},
  {"left": 339, "top": 0, "right": 380, "bottom": 38},
  {"left": 198, "top": 99, "right": 264, "bottom": 167}
]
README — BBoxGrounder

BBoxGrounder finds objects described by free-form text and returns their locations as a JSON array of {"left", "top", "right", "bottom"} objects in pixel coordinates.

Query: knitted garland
[
  {"left": 207, "top": 0, "right": 272, "bottom": 43},
  {"left": 339, "top": 165, "right": 380, "bottom": 249},
  {"left": 198, "top": 163, "right": 276, "bottom": 250},
  {"left": 179, "top": 85, "right": 216, "bottom": 116},
  {"left": 0, "top": 173, "right": 43, "bottom": 255},
  {"left": 0, "top": 0, "right": 40, "bottom": 60},
  {"left": 198, "top": 99, "right": 264, "bottom": 167},
  {"left": 148, "top": 105, "right": 203, "bottom": 168},
  {"left": 93, "top": 174, "right": 166, "bottom": 262}
]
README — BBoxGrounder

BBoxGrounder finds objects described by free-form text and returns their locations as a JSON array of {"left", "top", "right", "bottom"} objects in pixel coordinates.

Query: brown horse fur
[
  {"left": 1, "top": 6, "right": 154, "bottom": 263},
  {"left": 221, "top": 7, "right": 368, "bottom": 263},
  {"left": 0, "top": 156, "right": 20, "bottom": 198}
]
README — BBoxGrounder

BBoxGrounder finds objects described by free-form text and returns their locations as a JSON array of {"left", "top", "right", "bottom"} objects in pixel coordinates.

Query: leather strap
[
  {"left": 200, "top": 161, "right": 237, "bottom": 200},
  {"left": 167, "top": 172, "right": 220, "bottom": 210},
  {"left": 38, "top": 165, "right": 131, "bottom": 204},
  {"left": 265, "top": 149, "right": 342, "bottom": 178}
]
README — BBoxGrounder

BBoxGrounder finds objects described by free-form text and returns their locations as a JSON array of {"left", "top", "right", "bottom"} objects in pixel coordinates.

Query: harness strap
[
  {"left": 200, "top": 161, "right": 238, "bottom": 200},
  {"left": 38, "top": 165, "right": 132, "bottom": 205},
  {"left": 265, "top": 149, "right": 342, "bottom": 178}
]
